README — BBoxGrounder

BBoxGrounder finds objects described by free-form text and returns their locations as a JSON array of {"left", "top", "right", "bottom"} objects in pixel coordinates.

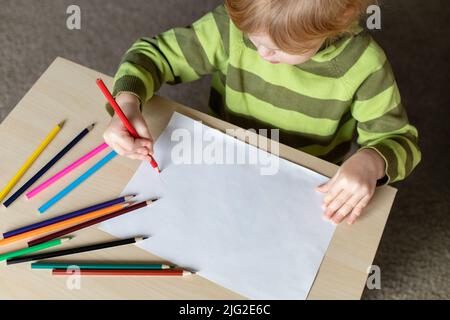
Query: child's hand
[
  {"left": 103, "top": 93, "right": 154, "bottom": 162},
  {"left": 316, "top": 149, "right": 386, "bottom": 225}
]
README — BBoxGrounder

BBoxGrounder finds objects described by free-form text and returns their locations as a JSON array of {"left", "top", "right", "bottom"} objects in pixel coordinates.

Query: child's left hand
[{"left": 316, "top": 149, "right": 386, "bottom": 225}]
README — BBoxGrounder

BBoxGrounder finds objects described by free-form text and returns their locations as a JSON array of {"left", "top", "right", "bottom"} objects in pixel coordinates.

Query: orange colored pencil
[
  {"left": 52, "top": 269, "right": 193, "bottom": 276},
  {"left": 0, "top": 202, "right": 130, "bottom": 247}
]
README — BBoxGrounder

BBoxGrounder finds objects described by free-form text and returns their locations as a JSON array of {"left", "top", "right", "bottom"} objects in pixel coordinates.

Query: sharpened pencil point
[
  {"left": 60, "top": 237, "right": 73, "bottom": 243},
  {"left": 183, "top": 270, "right": 194, "bottom": 276},
  {"left": 58, "top": 120, "right": 66, "bottom": 128},
  {"left": 135, "top": 236, "right": 149, "bottom": 242},
  {"left": 87, "top": 123, "right": 96, "bottom": 131},
  {"left": 162, "top": 264, "right": 171, "bottom": 269},
  {"left": 147, "top": 198, "right": 159, "bottom": 205},
  {"left": 124, "top": 195, "right": 137, "bottom": 201}
]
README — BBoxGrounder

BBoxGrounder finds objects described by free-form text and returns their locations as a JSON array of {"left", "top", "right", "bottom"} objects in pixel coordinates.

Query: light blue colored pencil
[{"left": 38, "top": 151, "right": 117, "bottom": 213}]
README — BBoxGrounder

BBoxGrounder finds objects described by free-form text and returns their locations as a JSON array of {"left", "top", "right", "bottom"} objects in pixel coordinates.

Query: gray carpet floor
[{"left": 0, "top": 0, "right": 449, "bottom": 299}]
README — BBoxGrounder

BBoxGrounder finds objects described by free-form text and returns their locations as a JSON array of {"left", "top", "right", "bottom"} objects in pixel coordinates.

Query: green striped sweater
[{"left": 109, "top": 5, "right": 421, "bottom": 184}]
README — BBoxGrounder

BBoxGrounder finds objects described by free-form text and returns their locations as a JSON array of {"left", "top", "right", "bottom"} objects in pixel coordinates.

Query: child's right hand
[{"left": 103, "top": 93, "right": 154, "bottom": 162}]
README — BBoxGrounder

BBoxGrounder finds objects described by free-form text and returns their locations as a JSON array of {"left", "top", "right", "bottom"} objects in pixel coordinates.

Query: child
[{"left": 103, "top": 0, "right": 421, "bottom": 225}]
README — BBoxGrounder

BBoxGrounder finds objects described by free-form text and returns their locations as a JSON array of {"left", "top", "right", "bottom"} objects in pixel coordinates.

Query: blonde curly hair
[{"left": 225, "top": 0, "right": 377, "bottom": 54}]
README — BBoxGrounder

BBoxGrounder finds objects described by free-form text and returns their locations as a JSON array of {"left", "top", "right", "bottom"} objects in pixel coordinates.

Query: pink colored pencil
[{"left": 26, "top": 142, "right": 109, "bottom": 199}]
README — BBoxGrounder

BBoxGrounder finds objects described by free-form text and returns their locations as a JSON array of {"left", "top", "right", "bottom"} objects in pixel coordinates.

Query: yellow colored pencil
[{"left": 0, "top": 121, "right": 65, "bottom": 202}]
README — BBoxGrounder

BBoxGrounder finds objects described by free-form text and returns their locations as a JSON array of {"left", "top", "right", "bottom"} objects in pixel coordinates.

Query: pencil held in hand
[{"left": 96, "top": 79, "right": 161, "bottom": 173}]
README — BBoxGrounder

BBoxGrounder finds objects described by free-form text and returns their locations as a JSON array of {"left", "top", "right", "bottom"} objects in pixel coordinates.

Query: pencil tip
[
  {"left": 147, "top": 198, "right": 159, "bottom": 205},
  {"left": 87, "top": 123, "right": 96, "bottom": 131},
  {"left": 58, "top": 120, "right": 66, "bottom": 128},
  {"left": 124, "top": 195, "right": 137, "bottom": 201},
  {"left": 183, "top": 270, "right": 194, "bottom": 276},
  {"left": 61, "top": 237, "right": 73, "bottom": 242}
]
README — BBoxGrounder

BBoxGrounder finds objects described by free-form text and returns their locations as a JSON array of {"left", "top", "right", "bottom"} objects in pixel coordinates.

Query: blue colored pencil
[
  {"left": 3, "top": 124, "right": 95, "bottom": 208},
  {"left": 38, "top": 150, "right": 118, "bottom": 213},
  {"left": 2, "top": 195, "right": 134, "bottom": 239}
]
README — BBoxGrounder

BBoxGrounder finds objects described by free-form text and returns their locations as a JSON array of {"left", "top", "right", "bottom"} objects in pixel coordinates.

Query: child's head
[{"left": 225, "top": 0, "right": 375, "bottom": 65}]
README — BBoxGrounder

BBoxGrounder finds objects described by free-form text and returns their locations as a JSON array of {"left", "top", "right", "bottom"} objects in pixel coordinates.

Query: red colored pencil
[
  {"left": 52, "top": 269, "right": 193, "bottom": 276},
  {"left": 96, "top": 78, "right": 161, "bottom": 173}
]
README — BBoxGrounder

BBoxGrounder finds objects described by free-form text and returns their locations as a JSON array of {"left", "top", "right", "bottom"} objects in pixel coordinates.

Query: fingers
[
  {"left": 316, "top": 174, "right": 338, "bottom": 193},
  {"left": 105, "top": 127, "right": 153, "bottom": 154},
  {"left": 104, "top": 111, "right": 155, "bottom": 157},
  {"left": 346, "top": 195, "right": 371, "bottom": 225},
  {"left": 136, "top": 146, "right": 150, "bottom": 156},
  {"left": 134, "top": 121, "right": 154, "bottom": 154},
  {"left": 323, "top": 190, "right": 352, "bottom": 222},
  {"left": 322, "top": 180, "right": 342, "bottom": 208},
  {"left": 135, "top": 139, "right": 153, "bottom": 155},
  {"left": 319, "top": 173, "right": 374, "bottom": 225},
  {"left": 109, "top": 141, "right": 129, "bottom": 157},
  {"left": 110, "top": 141, "right": 151, "bottom": 161},
  {"left": 330, "top": 193, "right": 365, "bottom": 225},
  {"left": 127, "top": 153, "right": 152, "bottom": 162}
]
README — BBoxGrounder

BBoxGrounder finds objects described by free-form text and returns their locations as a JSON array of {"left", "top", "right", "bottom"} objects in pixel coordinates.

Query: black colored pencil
[
  {"left": 6, "top": 237, "right": 146, "bottom": 265},
  {"left": 3, "top": 124, "right": 96, "bottom": 207}
]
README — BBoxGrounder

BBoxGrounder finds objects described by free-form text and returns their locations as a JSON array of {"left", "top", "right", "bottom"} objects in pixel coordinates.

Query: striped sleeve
[
  {"left": 108, "top": 5, "right": 230, "bottom": 112},
  {"left": 351, "top": 59, "right": 421, "bottom": 184}
]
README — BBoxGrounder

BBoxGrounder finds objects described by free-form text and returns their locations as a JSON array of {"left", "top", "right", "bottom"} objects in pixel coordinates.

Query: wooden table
[{"left": 0, "top": 57, "right": 397, "bottom": 299}]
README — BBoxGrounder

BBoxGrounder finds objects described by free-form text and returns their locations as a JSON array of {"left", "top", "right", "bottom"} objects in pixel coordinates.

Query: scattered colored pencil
[
  {"left": 7, "top": 237, "right": 147, "bottom": 265},
  {"left": 3, "top": 195, "right": 135, "bottom": 239},
  {"left": 26, "top": 142, "right": 109, "bottom": 199},
  {"left": 28, "top": 200, "right": 156, "bottom": 247},
  {"left": 3, "top": 124, "right": 95, "bottom": 208},
  {"left": 0, "top": 121, "right": 64, "bottom": 202},
  {"left": 0, "top": 238, "right": 71, "bottom": 262},
  {"left": 96, "top": 78, "right": 161, "bottom": 173},
  {"left": 52, "top": 269, "right": 192, "bottom": 276},
  {"left": 38, "top": 150, "right": 118, "bottom": 213},
  {"left": 0, "top": 202, "right": 130, "bottom": 247},
  {"left": 31, "top": 262, "right": 171, "bottom": 270}
]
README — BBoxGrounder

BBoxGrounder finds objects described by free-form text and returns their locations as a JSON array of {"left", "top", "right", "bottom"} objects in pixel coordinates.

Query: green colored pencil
[
  {"left": 31, "top": 262, "right": 172, "bottom": 270},
  {"left": 0, "top": 237, "right": 71, "bottom": 262}
]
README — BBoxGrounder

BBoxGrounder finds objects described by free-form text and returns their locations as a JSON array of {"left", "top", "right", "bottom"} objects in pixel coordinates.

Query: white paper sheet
[{"left": 99, "top": 112, "right": 336, "bottom": 299}]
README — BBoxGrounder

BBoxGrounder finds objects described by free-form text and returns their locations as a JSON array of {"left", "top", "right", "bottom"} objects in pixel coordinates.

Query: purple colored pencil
[{"left": 2, "top": 195, "right": 134, "bottom": 238}]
